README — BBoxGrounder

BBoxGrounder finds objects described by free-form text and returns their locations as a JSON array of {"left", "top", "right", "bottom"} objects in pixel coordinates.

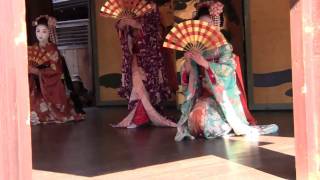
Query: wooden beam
[
  {"left": 290, "top": 0, "right": 320, "bottom": 179},
  {"left": 0, "top": 0, "right": 32, "bottom": 180}
]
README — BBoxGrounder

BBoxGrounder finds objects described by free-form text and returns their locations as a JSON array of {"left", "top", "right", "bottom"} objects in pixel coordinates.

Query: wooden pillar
[
  {"left": 290, "top": 0, "right": 320, "bottom": 179},
  {"left": 0, "top": 0, "right": 32, "bottom": 180}
]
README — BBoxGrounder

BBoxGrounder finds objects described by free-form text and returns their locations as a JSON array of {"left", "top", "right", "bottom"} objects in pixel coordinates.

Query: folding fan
[
  {"left": 28, "top": 46, "right": 50, "bottom": 67},
  {"left": 100, "top": 0, "right": 153, "bottom": 19},
  {"left": 163, "top": 20, "right": 227, "bottom": 52}
]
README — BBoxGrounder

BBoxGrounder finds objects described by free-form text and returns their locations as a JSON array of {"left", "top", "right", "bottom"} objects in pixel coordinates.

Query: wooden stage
[{"left": 32, "top": 107, "right": 295, "bottom": 179}]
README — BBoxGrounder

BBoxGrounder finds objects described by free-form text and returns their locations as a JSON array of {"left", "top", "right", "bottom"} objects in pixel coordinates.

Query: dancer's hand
[
  {"left": 119, "top": 18, "right": 142, "bottom": 30},
  {"left": 184, "top": 51, "right": 193, "bottom": 60},
  {"left": 189, "top": 51, "right": 202, "bottom": 62},
  {"left": 126, "top": 18, "right": 142, "bottom": 29},
  {"left": 184, "top": 51, "right": 209, "bottom": 69}
]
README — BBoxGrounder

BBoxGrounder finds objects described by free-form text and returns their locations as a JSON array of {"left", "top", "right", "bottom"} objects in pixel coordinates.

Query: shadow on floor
[{"left": 32, "top": 107, "right": 295, "bottom": 179}]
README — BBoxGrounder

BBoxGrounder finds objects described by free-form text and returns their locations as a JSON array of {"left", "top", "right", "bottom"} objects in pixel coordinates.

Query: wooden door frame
[
  {"left": 0, "top": 0, "right": 319, "bottom": 179},
  {"left": 290, "top": 0, "right": 320, "bottom": 179},
  {"left": 0, "top": 0, "right": 32, "bottom": 179}
]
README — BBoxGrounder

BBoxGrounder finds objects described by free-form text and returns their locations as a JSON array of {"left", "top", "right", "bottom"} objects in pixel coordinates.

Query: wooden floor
[{"left": 32, "top": 107, "right": 295, "bottom": 180}]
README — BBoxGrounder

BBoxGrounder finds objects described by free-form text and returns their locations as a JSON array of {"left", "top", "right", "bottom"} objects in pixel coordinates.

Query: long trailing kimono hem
[{"left": 112, "top": 56, "right": 176, "bottom": 128}]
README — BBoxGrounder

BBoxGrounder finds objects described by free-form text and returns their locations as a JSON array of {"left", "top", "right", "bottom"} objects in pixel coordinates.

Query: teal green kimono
[{"left": 175, "top": 44, "right": 278, "bottom": 141}]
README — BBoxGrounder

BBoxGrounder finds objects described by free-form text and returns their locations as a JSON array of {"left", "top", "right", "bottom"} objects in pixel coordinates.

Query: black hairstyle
[
  {"left": 193, "top": 6, "right": 211, "bottom": 20},
  {"left": 36, "top": 17, "right": 49, "bottom": 27},
  {"left": 193, "top": 6, "right": 231, "bottom": 42},
  {"left": 147, "top": 0, "right": 170, "bottom": 6},
  {"left": 193, "top": 6, "right": 224, "bottom": 28}
]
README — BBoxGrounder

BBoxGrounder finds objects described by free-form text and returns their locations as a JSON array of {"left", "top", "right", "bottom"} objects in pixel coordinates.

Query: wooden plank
[
  {"left": 290, "top": 0, "right": 320, "bottom": 179},
  {"left": 0, "top": 0, "right": 32, "bottom": 180}
]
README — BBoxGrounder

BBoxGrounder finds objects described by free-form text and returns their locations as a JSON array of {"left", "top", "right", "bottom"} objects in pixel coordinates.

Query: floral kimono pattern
[
  {"left": 112, "top": 8, "right": 176, "bottom": 128},
  {"left": 28, "top": 43, "right": 85, "bottom": 125},
  {"left": 175, "top": 44, "right": 278, "bottom": 141},
  {"left": 117, "top": 8, "right": 172, "bottom": 109}
]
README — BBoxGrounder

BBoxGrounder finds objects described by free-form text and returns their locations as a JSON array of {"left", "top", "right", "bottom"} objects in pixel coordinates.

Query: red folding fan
[
  {"left": 100, "top": 0, "right": 153, "bottom": 19},
  {"left": 163, "top": 20, "right": 227, "bottom": 52},
  {"left": 28, "top": 46, "right": 50, "bottom": 67}
]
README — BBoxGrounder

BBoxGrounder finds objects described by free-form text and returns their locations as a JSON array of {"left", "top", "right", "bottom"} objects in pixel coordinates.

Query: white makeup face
[
  {"left": 199, "top": 15, "right": 214, "bottom": 26},
  {"left": 35, "top": 25, "right": 49, "bottom": 43}
]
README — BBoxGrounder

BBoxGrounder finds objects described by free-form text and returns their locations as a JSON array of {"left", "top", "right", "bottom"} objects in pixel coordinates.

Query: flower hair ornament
[
  {"left": 32, "top": 15, "right": 58, "bottom": 44},
  {"left": 194, "top": 0, "right": 224, "bottom": 29}
]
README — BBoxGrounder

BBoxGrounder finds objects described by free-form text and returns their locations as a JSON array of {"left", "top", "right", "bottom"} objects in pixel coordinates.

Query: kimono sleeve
[{"left": 208, "top": 44, "right": 236, "bottom": 77}]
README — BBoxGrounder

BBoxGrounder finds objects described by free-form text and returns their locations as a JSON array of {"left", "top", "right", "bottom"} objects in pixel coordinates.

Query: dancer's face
[
  {"left": 36, "top": 25, "right": 49, "bottom": 43},
  {"left": 159, "top": 1, "right": 174, "bottom": 27},
  {"left": 199, "top": 15, "right": 214, "bottom": 26}
]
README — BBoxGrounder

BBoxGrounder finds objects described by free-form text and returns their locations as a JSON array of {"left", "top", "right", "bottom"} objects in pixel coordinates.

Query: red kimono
[
  {"left": 234, "top": 56, "right": 256, "bottom": 125},
  {"left": 28, "top": 43, "right": 84, "bottom": 124}
]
